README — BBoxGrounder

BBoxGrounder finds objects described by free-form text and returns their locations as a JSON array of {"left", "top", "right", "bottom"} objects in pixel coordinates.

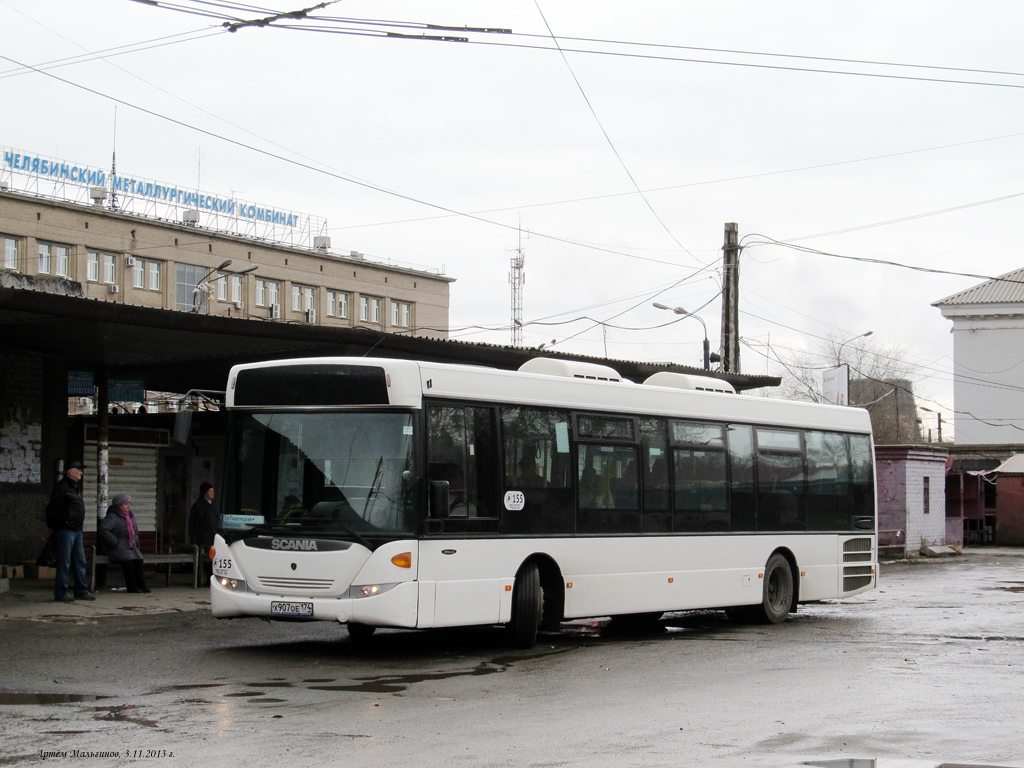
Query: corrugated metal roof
[
  {"left": 993, "top": 454, "right": 1024, "bottom": 474},
  {"left": 933, "top": 267, "right": 1024, "bottom": 306}
]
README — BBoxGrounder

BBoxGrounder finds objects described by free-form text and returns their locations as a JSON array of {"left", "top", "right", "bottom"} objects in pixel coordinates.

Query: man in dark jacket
[
  {"left": 45, "top": 460, "right": 95, "bottom": 602},
  {"left": 189, "top": 481, "right": 220, "bottom": 582}
]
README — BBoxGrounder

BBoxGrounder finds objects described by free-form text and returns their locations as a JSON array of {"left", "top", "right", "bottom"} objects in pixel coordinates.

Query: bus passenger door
[{"left": 422, "top": 404, "right": 503, "bottom": 627}]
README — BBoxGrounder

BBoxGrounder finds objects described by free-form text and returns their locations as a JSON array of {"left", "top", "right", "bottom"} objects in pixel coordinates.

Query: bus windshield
[{"left": 222, "top": 411, "right": 416, "bottom": 542}]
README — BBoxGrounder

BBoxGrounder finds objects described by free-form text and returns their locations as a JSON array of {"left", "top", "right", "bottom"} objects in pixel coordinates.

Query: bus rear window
[{"left": 233, "top": 364, "right": 389, "bottom": 407}]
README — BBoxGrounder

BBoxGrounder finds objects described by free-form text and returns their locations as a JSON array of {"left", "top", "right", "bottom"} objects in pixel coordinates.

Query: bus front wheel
[
  {"left": 507, "top": 561, "right": 543, "bottom": 648},
  {"left": 758, "top": 554, "right": 794, "bottom": 624}
]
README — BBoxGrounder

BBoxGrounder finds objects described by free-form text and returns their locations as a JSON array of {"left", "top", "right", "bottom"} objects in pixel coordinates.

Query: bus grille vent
[
  {"left": 843, "top": 537, "right": 872, "bottom": 553},
  {"left": 842, "top": 564, "right": 874, "bottom": 592},
  {"left": 843, "top": 574, "right": 873, "bottom": 591},
  {"left": 258, "top": 576, "right": 334, "bottom": 590}
]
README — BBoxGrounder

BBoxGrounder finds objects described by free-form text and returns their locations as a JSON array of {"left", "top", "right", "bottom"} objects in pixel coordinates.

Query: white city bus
[{"left": 210, "top": 356, "right": 877, "bottom": 646}]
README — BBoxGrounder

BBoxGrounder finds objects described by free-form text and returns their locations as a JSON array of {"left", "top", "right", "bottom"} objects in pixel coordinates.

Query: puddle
[
  {"left": 92, "top": 704, "right": 159, "bottom": 728},
  {"left": 309, "top": 648, "right": 568, "bottom": 694},
  {"left": 812, "top": 762, "right": 1024, "bottom": 768},
  {"left": 0, "top": 692, "right": 111, "bottom": 705}
]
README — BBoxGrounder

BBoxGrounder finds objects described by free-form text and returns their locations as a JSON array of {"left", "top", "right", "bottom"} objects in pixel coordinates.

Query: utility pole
[{"left": 721, "top": 222, "right": 740, "bottom": 373}]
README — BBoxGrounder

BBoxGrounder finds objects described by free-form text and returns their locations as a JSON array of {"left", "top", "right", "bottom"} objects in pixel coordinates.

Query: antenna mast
[
  {"left": 109, "top": 106, "right": 118, "bottom": 210},
  {"left": 509, "top": 221, "right": 526, "bottom": 347}
]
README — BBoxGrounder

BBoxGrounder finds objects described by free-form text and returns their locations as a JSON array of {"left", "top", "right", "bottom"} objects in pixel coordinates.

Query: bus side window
[
  {"left": 727, "top": 424, "right": 756, "bottom": 532},
  {"left": 849, "top": 434, "right": 875, "bottom": 529},
  {"left": 640, "top": 418, "right": 670, "bottom": 533},
  {"left": 426, "top": 406, "right": 498, "bottom": 526},
  {"left": 806, "top": 431, "right": 852, "bottom": 531},
  {"left": 756, "top": 429, "right": 806, "bottom": 531},
  {"left": 501, "top": 407, "right": 574, "bottom": 534}
]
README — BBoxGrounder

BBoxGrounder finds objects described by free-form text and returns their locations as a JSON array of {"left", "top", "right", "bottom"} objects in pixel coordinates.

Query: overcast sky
[{"left": 5, "top": 0, "right": 1024, "bottom": 438}]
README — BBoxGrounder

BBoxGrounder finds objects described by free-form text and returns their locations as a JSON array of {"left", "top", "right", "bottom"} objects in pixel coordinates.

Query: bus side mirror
[{"left": 429, "top": 480, "right": 450, "bottom": 519}]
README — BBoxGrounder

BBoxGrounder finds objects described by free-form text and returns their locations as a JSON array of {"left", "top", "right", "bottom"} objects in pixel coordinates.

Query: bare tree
[{"left": 765, "top": 332, "right": 922, "bottom": 443}]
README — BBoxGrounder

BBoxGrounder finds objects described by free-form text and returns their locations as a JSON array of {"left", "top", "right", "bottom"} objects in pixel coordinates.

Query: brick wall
[{"left": 875, "top": 445, "right": 949, "bottom": 555}]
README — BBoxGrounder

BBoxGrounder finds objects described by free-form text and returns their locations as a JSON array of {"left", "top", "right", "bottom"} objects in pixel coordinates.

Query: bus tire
[
  {"left": 507, "top": 561, "right": 543, "bottom": 649},
  {"left": 758, "top": 553, "right": 794, "bottom": 624},
  {"left": 347, "top": 622, "right": 376, "bottom": 642}
]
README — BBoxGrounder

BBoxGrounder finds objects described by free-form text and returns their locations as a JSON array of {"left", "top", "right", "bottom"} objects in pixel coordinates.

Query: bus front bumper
[{"left": 210, "top": 578, "right": 419, "bottom": 628}]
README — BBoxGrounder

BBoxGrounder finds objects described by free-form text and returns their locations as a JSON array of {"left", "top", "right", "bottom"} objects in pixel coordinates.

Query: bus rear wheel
[
  {"left": 758, "top": 553, "right": 794, "bottom": 624},
  {"left": 507, "top": 561, "right": 544, "bottom": 649}
]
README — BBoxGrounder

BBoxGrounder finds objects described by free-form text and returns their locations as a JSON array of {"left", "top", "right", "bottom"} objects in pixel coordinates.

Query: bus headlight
[
  {"left": 218, "top": 577, "right": 246, "bottom": 591},
  {"left": 346, "top": 583, "right": 399, "bottom": 599}
]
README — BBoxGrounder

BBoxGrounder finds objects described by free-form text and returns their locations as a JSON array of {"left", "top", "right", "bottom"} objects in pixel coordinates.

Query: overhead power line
[
  {"left": 131, "top": 1, "right": 1024, "bottom": 90},
  {"left": 742, "top": 235, "right": 1024, "bottom": 286}
]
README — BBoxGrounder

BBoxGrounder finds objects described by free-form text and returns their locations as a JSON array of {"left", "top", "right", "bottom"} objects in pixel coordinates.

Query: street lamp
[
  {"left": 193, "top": 259, "right": 233, "bottom": 313},
  {"left": 837, "top": 330, "right": 873, "bottom": 363},
  {"left": 653, "top": 303, "right": 711, "bottom": 370}
]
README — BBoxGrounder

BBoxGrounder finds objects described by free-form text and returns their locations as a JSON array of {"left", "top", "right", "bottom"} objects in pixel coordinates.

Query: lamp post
[
  {"left": 193, "top": 259, "right": 233, "bottom": 313},
  {"left": 835, "top": 331, "right": 872, "bottom": 406},
  {"left": 919, "top": 406, "right": 943, "bottom": 443},
  {"left": 653, "top": 303, "right": 710, "bottom": 370},
  {"left": 837, "top": 330, "right": 873, "bottom": 365}
]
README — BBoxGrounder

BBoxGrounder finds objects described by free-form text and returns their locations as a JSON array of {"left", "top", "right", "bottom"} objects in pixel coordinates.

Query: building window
[
  {"left": 304, "top": 286, "right": 314, "bottom": 311},
  {"left": 392, "top": 301, "right": 411, "bottom": 328},
  {"left": 923, "top": 476, "right": 931, "bottom": 513},
  {"left": 256, "top": 279, "right": 266, "bottom": 307},
  {"left": 55, "top": 246, "right": 69, "bottom": 278},
  {"left": 217, "top": 275, "right": 227, "bottom": 301},
  {"left": 102, "top": 253, "right": 115, "bottom": 284},
  {"left": 147, "top": 261, "right": 161, "bottom": 291},
  {"left": 292, "top": 285, "right": 302, "bottom": 311},
  {"left": 3, "top": 236, "right": 17, "bottom": 271},
  {"left": 231, "top": 275, "right": 242, "bottom": 303},
  {"left": 38, "top": 243, "right": 50, "bottom": 274},
  {"left": 175, "top": 262, "right": 208, "bottom": 312},
  {"left": 266, "top": 280, "right": 279, "bottom": 308},
  {"left": 133, "top": 259, "right": 145, "bottom": 288},
  {"left": 327, "top": 291, "right": 349, "bottom": 318},
  {"left": 361, "top": 296, "right": 382, "bottom": 323},
  {"left": 87, "top": 252, "right": 99, "bottom": 282}
]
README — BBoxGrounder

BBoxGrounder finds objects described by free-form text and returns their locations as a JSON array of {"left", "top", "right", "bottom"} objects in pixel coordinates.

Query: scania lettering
[{"left": 210, "top": 357, "right": 879, "bottom": 647}]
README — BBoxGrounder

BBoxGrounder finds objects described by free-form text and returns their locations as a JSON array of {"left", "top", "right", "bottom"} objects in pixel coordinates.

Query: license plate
[{"left": 271, "top": 601, "right": 313, "bottom": 617}]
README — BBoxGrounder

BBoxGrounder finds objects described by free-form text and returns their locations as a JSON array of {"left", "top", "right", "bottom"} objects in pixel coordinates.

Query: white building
[{"left": 933, "top": 267, "right": 1024, "bottom": 446}]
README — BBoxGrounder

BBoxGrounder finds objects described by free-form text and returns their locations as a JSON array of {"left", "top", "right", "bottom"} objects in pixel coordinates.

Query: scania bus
[{"left": 210, "top": 356, "right": 877, "bottom": 647}]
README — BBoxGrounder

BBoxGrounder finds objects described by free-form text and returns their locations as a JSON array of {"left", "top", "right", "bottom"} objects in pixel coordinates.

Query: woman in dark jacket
[{"left": 98, "top": 493, "right": 150, "bottom": 594}]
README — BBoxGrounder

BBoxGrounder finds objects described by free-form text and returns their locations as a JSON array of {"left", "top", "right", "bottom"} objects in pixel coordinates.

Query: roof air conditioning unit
[
  {"left": 108, "top": 284, "right": 120, "bottom": 294},
  {"left": 305, "top": 309, "right": 317, "bottom": 324},
  {"left": 125, "top": 256, "right": 136, "bottom": 267},
  {"left": 0, "top": 180, "right": 10, "bottom": 190},
  {"left": 89, "top": 186, "right": 107, "bottom": 205},
  {"left": 234, "top": 301, "right": 244, "bottom": 310},
  {"left": 270, "top": 303, "right": 281, "bottom": 319},
  {"left": 314, "top": 236, "right": 331, "bottom": 251},
  {"left": 183, "top": 210, "right": 200, "bottom": 225},
  {"left": 350, "top": 251, "right": 364, "bottom": 260}
]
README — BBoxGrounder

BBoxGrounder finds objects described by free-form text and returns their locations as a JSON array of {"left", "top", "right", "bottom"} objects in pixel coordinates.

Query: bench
[{"left": 89, "top": 545, "right": 201, "bottom": 592}]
